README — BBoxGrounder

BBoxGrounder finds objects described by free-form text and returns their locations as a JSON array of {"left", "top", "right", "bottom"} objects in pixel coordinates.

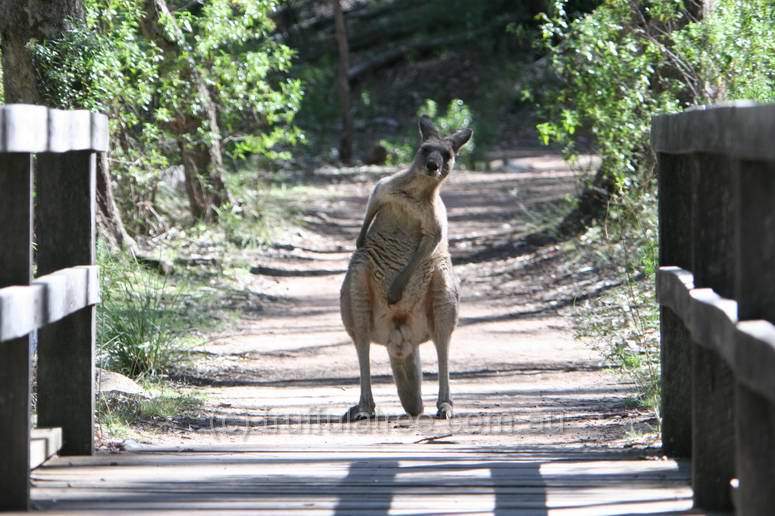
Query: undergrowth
[
  {"left": 98, "top": 383, "right": 204, "bottom": 438},
  {"left": 572, "top": 182, "right": 661, "bottom": 414}
]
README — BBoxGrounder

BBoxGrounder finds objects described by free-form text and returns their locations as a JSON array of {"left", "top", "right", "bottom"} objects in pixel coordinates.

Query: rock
[{"left": 97, "top": 369, "right": 148, "bottom": 400}]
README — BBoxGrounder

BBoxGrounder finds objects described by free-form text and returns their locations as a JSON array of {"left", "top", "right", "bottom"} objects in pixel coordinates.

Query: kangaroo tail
[{"left": 389, "top": 343, "right": 423, "bottom": 417}]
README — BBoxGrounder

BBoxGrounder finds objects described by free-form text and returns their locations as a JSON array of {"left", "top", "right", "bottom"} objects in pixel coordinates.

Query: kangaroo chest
[{"left": 363, "top": 202, "right": 438, "bottom": 294}]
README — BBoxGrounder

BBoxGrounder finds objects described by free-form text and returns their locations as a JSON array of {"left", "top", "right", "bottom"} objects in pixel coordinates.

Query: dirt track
[{"left": 137, "top": 153, "right": 657, "bottom": 449}]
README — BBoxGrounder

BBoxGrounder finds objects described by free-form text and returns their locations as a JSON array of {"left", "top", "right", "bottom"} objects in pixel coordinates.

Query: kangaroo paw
[
  {"left": 342, "top": 404, "right": 376, "bottom": 422},
  {"left": 436, "top": 402, "right": 454, "bottom": 420}
]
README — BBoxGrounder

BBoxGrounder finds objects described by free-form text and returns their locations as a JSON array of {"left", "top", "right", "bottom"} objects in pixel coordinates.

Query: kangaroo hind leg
[
  {"left": 430, "top": 261, "right": 458, "bottom": 419},
  {"left": 340, "top": 262, "right": 376, "bottom": 421}
]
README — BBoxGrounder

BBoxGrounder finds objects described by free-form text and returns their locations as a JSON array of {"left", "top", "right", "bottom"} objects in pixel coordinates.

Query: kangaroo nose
[{"left": 427, "top": 161, "right": 439, "bottom": 171}]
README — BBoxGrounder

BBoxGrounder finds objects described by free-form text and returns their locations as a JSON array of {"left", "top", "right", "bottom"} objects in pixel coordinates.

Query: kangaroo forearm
[
  {"left": 356, "top": 208, "right": 379, "bottom": 248},
  {"left": 396, "top": 233, "right": 440, "bottom": 282}
]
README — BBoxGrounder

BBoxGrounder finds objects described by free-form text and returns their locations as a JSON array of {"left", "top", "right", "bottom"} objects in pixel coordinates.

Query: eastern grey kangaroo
[{"left": 340, "top": 116, "right": 472, "bottom": 420}]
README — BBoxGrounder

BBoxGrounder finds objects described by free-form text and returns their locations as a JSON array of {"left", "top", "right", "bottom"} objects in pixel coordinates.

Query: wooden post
[
  {"left": 35, "top": 151, "right": 97, "bottom": 456},
  {"left": 689, "top": 153, "right": 736, "bottom": 510},
  {"left": 657, "top": 152, "right": 693, "bottom": 457},
  {"left": 734, "top": 159, "right": 775, "bottom": 515},
  {"left": 0, "top": 153, "right": 34, "bottom": 511}
]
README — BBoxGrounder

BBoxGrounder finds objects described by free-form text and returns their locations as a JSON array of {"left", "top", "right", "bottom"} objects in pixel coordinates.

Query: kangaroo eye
[{"left": 442, "top": 151, "right": 451, "bottom": 161}]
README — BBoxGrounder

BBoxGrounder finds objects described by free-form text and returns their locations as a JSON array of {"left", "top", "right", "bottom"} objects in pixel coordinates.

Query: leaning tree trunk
[
  {"left": 332, "top": 0, "right": 353, "bottom": 164},
  {"left": 96, "top": 153, "right": 138, "bottom": 253},
  {"left": 0, "top": 0, "right": 84, "bottom": 103},
  {"left": 142, "top": 0, "right": 231, "bottom": 222}
]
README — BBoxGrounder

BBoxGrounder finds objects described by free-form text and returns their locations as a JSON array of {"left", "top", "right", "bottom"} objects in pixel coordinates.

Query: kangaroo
[{"left": 340, "top": 115, "right": 472, "bottom": 421}]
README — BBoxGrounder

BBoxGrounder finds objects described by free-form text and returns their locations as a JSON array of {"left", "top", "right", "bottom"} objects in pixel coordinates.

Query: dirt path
[{"left": 142, "top": 153, "right": 656, "bottom": 449}]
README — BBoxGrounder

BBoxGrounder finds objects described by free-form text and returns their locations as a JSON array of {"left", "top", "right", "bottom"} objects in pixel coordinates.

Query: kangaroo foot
[
  {"left": 436, "top": 401, "right": 454, "bottom": 420},
  {"left": 342, "top": 403, "right": 376, "bottom": 422}
]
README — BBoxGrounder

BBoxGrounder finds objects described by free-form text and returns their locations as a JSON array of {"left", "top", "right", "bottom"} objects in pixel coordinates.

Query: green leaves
[
  {"left": 418, "top": 98, "right": 475, "bottom": 157},
  {"left": 533, "top": 0, "right": 775, "bottom": 415},
  {"left": 30, "top": 0, "right": 304, "bottom": 229}
]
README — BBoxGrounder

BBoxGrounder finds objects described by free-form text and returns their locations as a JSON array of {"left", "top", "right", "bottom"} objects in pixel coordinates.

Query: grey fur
[{"left": 340, "top": 116, "right": 471, "bottom": 420}]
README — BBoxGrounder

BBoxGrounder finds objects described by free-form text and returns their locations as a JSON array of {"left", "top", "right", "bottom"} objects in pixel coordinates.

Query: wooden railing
[
  {"left": 654, "top": 102, "right": 775, "bottom": 514},
  {"left": 0, "top": 105, "right": 107, "bottom": 511}
]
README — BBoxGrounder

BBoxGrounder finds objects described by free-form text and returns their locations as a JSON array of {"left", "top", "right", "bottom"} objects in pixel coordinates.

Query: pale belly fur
[{"left": 351, "top": 206, "right": 444, "bottom": 347}]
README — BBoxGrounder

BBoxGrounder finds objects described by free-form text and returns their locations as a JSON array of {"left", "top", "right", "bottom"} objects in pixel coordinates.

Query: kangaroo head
[{"left": 412, "top": 115, "right": 473, "bottom": 180}]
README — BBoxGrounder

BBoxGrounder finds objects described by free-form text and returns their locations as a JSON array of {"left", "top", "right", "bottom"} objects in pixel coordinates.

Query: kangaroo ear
[
  {"left": 449, "top": 128, "right": 473, "bottom": 153},
  {"left": 418, "top": 115, "right": 439, "bottom": 141}
]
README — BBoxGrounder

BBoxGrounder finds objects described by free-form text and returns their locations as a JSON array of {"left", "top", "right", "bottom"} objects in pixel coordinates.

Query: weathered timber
[
  {"left": 0, "top": 104, "right": 108, "bottom": 153},
  {"left": 652, "top": 102, "right": 775, "bottom": 161},
  {"left": 36, "top": 150, "right": 97, "bottom": 456},
  {"left": 656, "top": 267, "right": 694, "bottom": 316},
  {"left": 0, "top": 266, "right": 100, "bottom": 341},
  {"left": 734, "top": 158, "right": 775, "bottom": 515},
  {"left": 654, "top": 103, "right": 775, "bottom": 513},
  {"left": 689, "top": 153, "right": 736, "bottom": 511},
  {"left": 688, "top": 289, "right": 737, "bottom": 365},
  {"left": 30, "top": 448, "right": 693, "bottom": 513},
  {"left": 30, "top": 428, "right": 63, "bottom": 470},
  {"left": 0, "top": 105, "right": 104, "bottom": 511},
  {"left": 657, "top": 152, "right": 693, "bottom": 458},
  {"left": 0, "top": 153, "right": 33, "bottom": 511}
]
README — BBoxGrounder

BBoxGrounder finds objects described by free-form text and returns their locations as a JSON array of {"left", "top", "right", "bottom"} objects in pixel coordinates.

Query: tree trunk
[
  {"left": 332, "top": 0, "right": 353, "bottom": 164},
  {"left": 96, "top": 153, "right": 138, "bottom": 253},
  {"left": 142, "top": 0, "right": 230, "bottom": 222},
  {"left": 178, "top": 141, "right": 211, "bottom": 221},
  {"left": 0, "top": 0, "right": 84, "bottom": 103}
]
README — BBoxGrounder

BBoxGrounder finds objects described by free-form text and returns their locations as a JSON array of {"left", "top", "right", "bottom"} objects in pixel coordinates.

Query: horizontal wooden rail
[
  {"left": 653, "top": 101, "right": 775, "bottom": 160},
  {"left": 0, "top": 104, "right": 108, "bottom": 153},
  {"left": 30, "top": 428, "right": 63, "bottom": 470},
  {"left": 735, "top": 321, "right": 775, "bottom": 406},
  {"left": 0, "top": 265, "right": 99, "bottom": 342},
  {"left": 656, "top": 266, "right": 775, "bottom": 404}
]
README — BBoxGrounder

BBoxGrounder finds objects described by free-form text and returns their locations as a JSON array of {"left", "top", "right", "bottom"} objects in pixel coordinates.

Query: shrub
[{"left": 532, "top": 0, "right": 775, "bottom": 413}]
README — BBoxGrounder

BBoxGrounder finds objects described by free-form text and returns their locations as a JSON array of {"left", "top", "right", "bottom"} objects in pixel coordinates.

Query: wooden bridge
[{"left": 0, "top": 102, "right": 773, "bottom": 514}]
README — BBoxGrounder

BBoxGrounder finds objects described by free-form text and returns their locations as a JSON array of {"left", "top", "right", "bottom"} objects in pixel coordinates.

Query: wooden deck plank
[{"left": 30, "top": 448, "right": 694, "bottom": 514}]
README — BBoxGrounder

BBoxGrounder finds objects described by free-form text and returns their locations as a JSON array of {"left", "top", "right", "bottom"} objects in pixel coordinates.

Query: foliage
[
  {"left": 535, "top": 0, "right": 775, "bottom": 189},
  {"left": 216, "top": 171, "right": 304, "bottom": 249},
  {"left": 381, "top": 98, "right": 475, "bottom": 165},
  {"left": 572, "top": 185, "right": 661, "bottom": 411},
  {"left": 533, "top": 0, "right": 688, "bottom": 192},
  {"left": 533, "top": 0, "right": 775, "bottom": 414},
  {"left": 29, "top": 0, "right": 303, "bottom": 227},
  {"left": 683, "top": 0, "right": 775, "bottom": 101},
  {"left": 418, "top": 98, "right": 475, "bottom": 158},
  {"left": 97, "top": 246, "right": 183, "bottom": 378}
]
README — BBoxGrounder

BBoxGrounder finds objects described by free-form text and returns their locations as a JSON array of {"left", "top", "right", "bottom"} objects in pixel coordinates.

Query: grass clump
[
  {"left": 97, "top": 246, "right": 184, "bottom": 379},
  {"left": 98, "top": 383, "right": 204, "bottom": 437}
]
